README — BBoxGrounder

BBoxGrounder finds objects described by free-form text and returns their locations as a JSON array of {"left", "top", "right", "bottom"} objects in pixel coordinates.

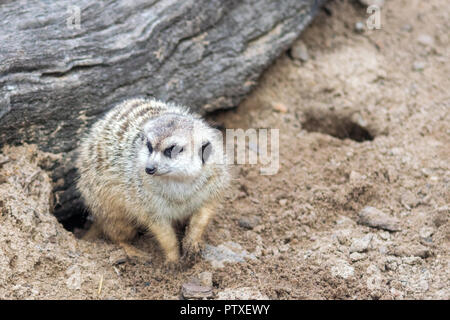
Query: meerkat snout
[{"left": 145, "top": 165, "right": 157, "bottom": 175}]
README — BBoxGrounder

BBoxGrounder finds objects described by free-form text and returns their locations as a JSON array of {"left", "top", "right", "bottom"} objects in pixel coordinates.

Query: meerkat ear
[{"left": 199, "top": 141, "right": 212, "bottom": 164}]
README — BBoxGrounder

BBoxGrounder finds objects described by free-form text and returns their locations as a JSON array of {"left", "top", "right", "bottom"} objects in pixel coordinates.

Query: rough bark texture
[
  {"left": 0, "top": 0, "right": 324, "bottom": 152},
  {"left": 0, "top": 0, "right": 324, "bottom": 221}
]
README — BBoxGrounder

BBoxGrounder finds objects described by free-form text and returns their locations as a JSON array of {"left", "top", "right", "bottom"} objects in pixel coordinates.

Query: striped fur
[{"left": 76, "top": 98, "right": 229, "bottom": 265}]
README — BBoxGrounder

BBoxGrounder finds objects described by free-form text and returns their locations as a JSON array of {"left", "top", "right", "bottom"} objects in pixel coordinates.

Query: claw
[
  {"left": 119, "top": 242, "right": 152, "bottom": 264},
  {"left": 181, "top": 240, "right": 203, "bottom": 268}
]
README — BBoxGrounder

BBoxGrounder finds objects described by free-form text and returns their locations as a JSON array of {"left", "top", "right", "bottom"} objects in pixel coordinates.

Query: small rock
[
  {"left": 198, "top": 271, "right": 213, "bottom": 287},
  {"left": 350, "top": 233, "right": 373, "bottom": 253},
  {"left": 181, "top": 282, "right": 213, "bottom": 299},
  {"left": 419, "top": 226, "right": 434, "bottom": 239},
  {"left": 366, "top": 274, "right": 382, "bottom": 291},
  {"left": 433, "top": 206, "right": 449, "bottom": 227},
  {"left": 385, "top": 257, "right": 399, "bottom": 271},
  {"left": 412, "top": 61, "right": 426, "bottom": 71},
  {"left": 355, "top": 21, "right": 365, "bottom": 33},
  {"left": 417, "top": 34, "right": 434, "bottom": 47},
  {"left": 358, "top": 206, "right": 401, "bottom": 232},
  {"left": 358, "top": 0, "right": 384, "bottom": 7},
  {"left": 350, "top": 252, "right": 367, "bottom": 262},
  {"left": 202, "top": 241, "right": 256, "bottom": 268},
  {"left": 217, "top": 287, "right": 268, "bottom": 300},
  {"left": 290, "top": 40, "right": 309, "bottom": 62},
  {"left": 402, "top": 256, "right": 423, "bottom": 265},
  {"left": 400, "top": 191, "right": 420, "bottom": 209},
  {"left": 391, "top": 244, "right": 431, "bottom": 259},
  {"left": 334, "top": 229, "right": 352, "bottom": 246},
  {"left": 238, "top": 215, "right": 261, "bottom": 229},
  {"left": 401, "top": 24, "right": 413, "bottom": 32},
  {"left": 331, "top": 260, "right": 355, "bottom": 279},
  {"left": 278, "top": 198, "right": 288, "bottom": 206},
  {"left": 349, "top": 170, "right": 363, "bottom": 183},
  {"left": 390, "top": 287, "right": 404, "bottom": 299},
  {"left": 272, "top": 102, "right": 288, "bottom": 113},
  {"left": 379, "top": 231, "right": 390, "bottom": 240}
]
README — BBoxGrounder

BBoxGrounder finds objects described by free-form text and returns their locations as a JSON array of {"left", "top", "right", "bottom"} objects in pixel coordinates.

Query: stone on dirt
[{"left": 358, "top": 206, "right": 401, "bottom": 232}]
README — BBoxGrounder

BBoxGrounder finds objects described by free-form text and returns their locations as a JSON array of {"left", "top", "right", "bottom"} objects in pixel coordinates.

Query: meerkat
[{"left": 76, "top": 98, "right": 229, "bottom": 268}]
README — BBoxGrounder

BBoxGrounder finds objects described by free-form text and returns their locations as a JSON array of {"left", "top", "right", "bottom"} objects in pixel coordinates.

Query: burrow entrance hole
[
  {"left": 54, "top": 196, "right": 91, "bottom": 235},
  {"left": 301, "top": 111, "right": 374, "bottom": 142}
]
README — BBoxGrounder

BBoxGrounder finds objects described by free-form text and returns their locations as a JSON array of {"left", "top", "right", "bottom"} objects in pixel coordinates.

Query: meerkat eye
[
  {"left": 199, "top": 141, "right": 211, "bottom": 164},
  {"left": 147, "top": 141, "right": 153, "bottom": 154},
  {"left": 164, "top": 145, "right": 184, "bottom": 158},
  {"left": 164, "top": 145, "right": 174, "bottom": 158}
]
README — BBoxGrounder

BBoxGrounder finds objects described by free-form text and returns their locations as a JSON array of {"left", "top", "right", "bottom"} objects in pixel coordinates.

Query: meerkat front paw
[
  {"left": 181, "top": 239, "right": 203, "bottom": 267},
  {"left": 119, "top": 242, "right": 152, "bottom": 265},
  {"left": 162, "top": 260, "right": 182, "bottom": 273}
]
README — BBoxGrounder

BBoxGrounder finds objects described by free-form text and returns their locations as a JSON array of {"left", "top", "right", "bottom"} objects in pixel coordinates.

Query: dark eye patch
[
  {"left": 164, "top": 145, "right": 183, "bottom": 158},
  {"left": 147, "top": 140, "right": 153, "bottom": 154},
  {"left": 200, "top": 141, "right": 211, "bottom": 164}
]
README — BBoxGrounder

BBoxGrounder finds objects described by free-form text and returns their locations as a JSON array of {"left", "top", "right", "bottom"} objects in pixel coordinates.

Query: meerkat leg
[
  {"left": 182, "top": 202, "right": 216, "bottom": 264},
  {"left": 148, "top": 221, "right": 180, "bottom": 265},
  {"left": 91, "top": 207, "right": 151, "bottom": 263}
]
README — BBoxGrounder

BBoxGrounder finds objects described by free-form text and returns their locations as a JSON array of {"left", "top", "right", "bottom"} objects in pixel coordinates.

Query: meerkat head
[{"left": 137, "top": 113, "right": 223, "bottom": 182}]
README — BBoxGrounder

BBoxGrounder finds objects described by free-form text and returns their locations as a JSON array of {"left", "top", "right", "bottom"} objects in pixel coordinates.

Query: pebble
[
  {"left": 391, "top": 244, "right": 431, "bottom": 259},
  {"left": 433, "top": 206, "right": 449, "bottom": 227},
  {"left": 378, "top": 231, "right": 390, "bottom": 240},
  {"left": 417, "top": 34, "right": 434, "bottom": 47},
  {"left": 290, "top": 40, "right": 309, "bottom": 62},
  {"left": 202, "top": 241, "right": 256, "bottom": 268},
  {"left": 331, "top": 260, "right": 355, "bottom": 279},
  {"left": 217, "top": 287, "right": 268, "bottom": 300},
  {"left": 358, "top": 206, "right": 401, "bottom": 232},
  {"left": 350, "top": 252, "right": 367, "bottom": 262},
  {"left": 400, "top": 191, "right": 420, "bottom": 209},
  {"left": 412, "top": 61, "right": 426, "bottom": 71},
  {"left": 401, "top": 24, "right": 413, "bottom": 32},
  {"left": 272, "top": 102, "right": 288, "bottom": 113},
  {"left": 349, "top": 233, "right": 373, "bottom": 253},
  {"left": 355, "top": 21, "right": 365, "bottom": 33},
  {"left": 349, "top": 170, "right": 364, "bottom": 183},
  {"left": 385, "top": 257, "right": 399, "bottom": 271},
  {"left": 181, "top": 281, "right": 213, "bottom": 299},
  {"left": 238, "top": 215, "right": 261, "bottom": 229},
  {"left": 419, "top": 226, "right": 434, "bottom": 239}
]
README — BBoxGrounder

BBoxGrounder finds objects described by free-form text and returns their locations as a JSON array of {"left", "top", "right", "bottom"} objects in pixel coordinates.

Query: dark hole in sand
[
  {"left": 301, "top": 111, "right": 374, "bottom": 142},
  {"left": 54, "top": 197, "right": 90, "bottom": 235}
]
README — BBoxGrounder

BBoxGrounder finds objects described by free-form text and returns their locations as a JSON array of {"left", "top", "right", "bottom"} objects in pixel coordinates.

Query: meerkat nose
[{"left": 145, "top": 165, "right": 157, "bottom": 175}]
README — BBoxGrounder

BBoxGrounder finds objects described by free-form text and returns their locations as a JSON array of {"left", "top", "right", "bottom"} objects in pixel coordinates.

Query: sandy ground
[{"left": 0, "top": 0, "right": 449, "bottom": 299}]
